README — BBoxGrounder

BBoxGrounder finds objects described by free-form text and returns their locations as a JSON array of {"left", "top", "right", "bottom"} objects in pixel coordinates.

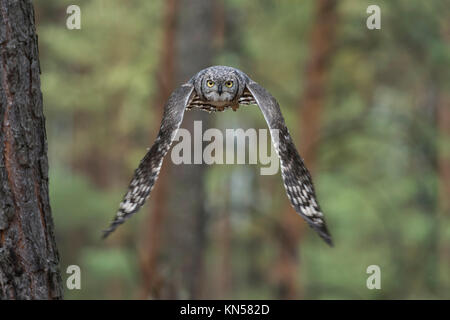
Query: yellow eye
[
  {"left": 207, "top": 80, "right": 214, "bottom": 87},
  {"left": 225, "top": 81, "right": 233, "bottom": 88}
]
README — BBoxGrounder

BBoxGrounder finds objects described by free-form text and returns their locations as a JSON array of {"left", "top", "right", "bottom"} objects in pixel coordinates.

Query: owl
[{"left": 103, "top": 66, "right": 333, "bottom": 245}]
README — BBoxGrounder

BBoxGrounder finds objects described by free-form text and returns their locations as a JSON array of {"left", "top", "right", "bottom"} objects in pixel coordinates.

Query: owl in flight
[{"left": 103, "top": 66, "right": 332, "bottom": 245}]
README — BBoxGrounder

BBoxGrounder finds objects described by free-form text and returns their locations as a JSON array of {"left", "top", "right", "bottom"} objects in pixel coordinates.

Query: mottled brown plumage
[{"left": 103, "top": 66, "right": 332, "bottom": 245}]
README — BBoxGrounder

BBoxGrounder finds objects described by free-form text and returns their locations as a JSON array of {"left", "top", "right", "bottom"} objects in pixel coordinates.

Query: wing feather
[
  {"left": 246, "top": 81, "right": 333, "bottom": 246},
  {"left": 102, "top": 84, "right": 195, "bottom": 238}
]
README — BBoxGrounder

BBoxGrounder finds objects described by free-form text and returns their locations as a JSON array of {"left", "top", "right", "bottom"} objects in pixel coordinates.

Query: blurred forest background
[{"left": 34, "top": 0, "right": 449, "bottom": 299}]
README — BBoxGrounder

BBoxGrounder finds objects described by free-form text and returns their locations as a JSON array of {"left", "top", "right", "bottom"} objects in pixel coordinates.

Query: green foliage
[{"left": 36, "top": 0, "right": 449, "bottom": 299}]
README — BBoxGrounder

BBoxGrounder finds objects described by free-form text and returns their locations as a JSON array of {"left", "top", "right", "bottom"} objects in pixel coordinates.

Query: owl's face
[{"left": 201, "top": 72, "right": 239, "bottom": 105}]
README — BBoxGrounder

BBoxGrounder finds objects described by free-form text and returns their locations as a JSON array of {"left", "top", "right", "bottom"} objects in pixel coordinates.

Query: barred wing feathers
[
  {"left": 102, "top": 84, "right": 194, "bottom": 238},
  {"left": 246, "top": 81, "right": 333, "bottom": 246}
]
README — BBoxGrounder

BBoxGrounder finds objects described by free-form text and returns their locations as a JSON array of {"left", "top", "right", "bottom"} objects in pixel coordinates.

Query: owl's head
[{"left": 194, "top": 66, "right": 245, "bottom": 105}]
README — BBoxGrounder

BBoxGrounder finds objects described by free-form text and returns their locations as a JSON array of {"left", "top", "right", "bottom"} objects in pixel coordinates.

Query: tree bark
[
  {"left": 276, "top": 0, "right": 337, "bottom": 299},
  {"left": 138, "top": 0, "right": 178, "bottom": 299},
  {"left": 216, "top": 187, "right": 231, "bottom": 298},
  {"left": 0, "top": 0, "right": 63, "bottom": 299},
  {"left": 437, "top": 92, "right": 450, "bottom": 281},
  {"left": 437, "top": 19, "right": 450, "bottom": 290},
  {"left": 161, "top": 0, "right": 216, "bottom": 299}
]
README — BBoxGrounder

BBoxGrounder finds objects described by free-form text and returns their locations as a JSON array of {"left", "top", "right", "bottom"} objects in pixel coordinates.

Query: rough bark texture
[
  {"left": 276, "top": 0, "right": 337, "bottom": 299},
  {"left": 0, "top": 0, "right": 63, "bottom": 299}
]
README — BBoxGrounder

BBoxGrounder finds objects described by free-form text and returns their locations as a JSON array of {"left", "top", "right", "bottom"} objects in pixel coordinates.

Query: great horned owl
[{"left": 103, "top": 66, "right": 333, "bottom": 245}]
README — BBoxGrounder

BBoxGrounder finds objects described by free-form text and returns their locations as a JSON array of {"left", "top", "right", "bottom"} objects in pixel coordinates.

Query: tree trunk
[
  {"left": 276, "top": 0, "right": 337, "bottom": 299},
  {"left": 437, "top": 19, "right": 450, "bottom": 292},
  {"left": 437, "top": 91, "right": 450, "bottom": 282},
  {"left": 0, "top": 0, "right": 63, "bottom": 299},
  {"left": 138, "top": 0, "right": 178, "bottom": 299},
  {"left": 161, "top": 0, "right": 216, "bottom": 299},
  {"left": 217, "top": 188, "right": 232, "bottom": 298}
]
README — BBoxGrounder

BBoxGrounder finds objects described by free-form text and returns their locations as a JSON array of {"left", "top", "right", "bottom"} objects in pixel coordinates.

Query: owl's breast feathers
[{"left": 187, "top": 88, "right": 256, "bottom": 113}]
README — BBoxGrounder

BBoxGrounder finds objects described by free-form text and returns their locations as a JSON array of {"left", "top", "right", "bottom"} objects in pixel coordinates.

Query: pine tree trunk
[
  {"left": 162, "top": 0, "right": 215, "bottom": 299},
  {"left": 276, "top": 0, "right": 337, "bottom": 299},
  {"left": 138, "top": 0, "right": 178, "bottom": 299},
  {"left": 0, "top": 0, "right": 63, "bottom": 299},
  {"left": 437, "top": 20, "right": 450, "bottom": 289}
]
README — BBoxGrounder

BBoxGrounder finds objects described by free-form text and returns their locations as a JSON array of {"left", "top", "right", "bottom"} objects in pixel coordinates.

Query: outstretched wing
[
  {"left": 103, "top": 84, "right": 195, "bottom": 238},
  {"left": 246, "top": 81, "right": 333, "bottom": 246}
]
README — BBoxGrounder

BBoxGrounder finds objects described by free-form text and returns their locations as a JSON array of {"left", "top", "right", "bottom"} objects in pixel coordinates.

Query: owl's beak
[{"left": 218, "top": 84, "right": 222, "bottom": 95}]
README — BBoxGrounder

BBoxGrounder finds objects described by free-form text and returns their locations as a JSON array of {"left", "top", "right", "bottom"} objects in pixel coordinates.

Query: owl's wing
[
  {"left": 246, "top": 81, "right": 333, "bottom": 246},
  {"left": 102, "top": 84, "right": 195, "bottom": 238}
]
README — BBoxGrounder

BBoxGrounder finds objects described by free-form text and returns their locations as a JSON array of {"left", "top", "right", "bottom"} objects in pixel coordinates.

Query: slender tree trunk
[
  {"left": 217, "top": 187, "right": 231, "bottom": 298},
  {"left": 139, "top": 0, "right": 178, "bottom": 299},
  {"left": 0, "top": 0, "right": 63, "bottom": 299},
  {"left": 437, "top": 92, "right": 450, "bottom": 284},
  {"left": 437, "top": 19, "right": 450, "bottom": 293},
  {"left": 161, "top": 0, "right": 216, "bottom": 299},
  {"left": 212, "top": 0, "right": 232, "bottom": 299},
  {"left": 276, "top": 0, "right": 337, "bottom": 299}
]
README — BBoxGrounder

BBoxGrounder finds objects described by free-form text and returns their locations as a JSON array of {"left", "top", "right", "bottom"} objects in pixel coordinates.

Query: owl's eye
[
  {"left": 207, "top": 80, "right": 215, "bottom": 88},
  {"left": 225, "top": 81, "right": 233, "bottom": 88}
]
